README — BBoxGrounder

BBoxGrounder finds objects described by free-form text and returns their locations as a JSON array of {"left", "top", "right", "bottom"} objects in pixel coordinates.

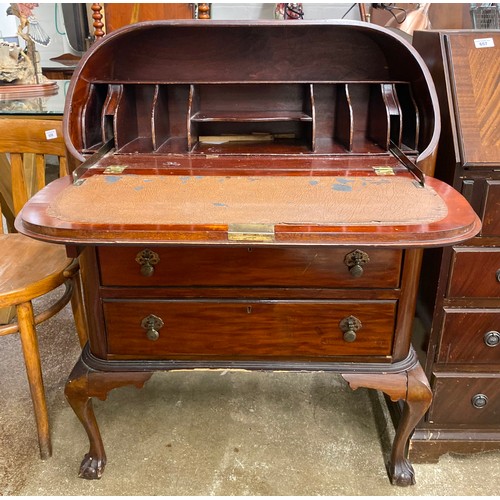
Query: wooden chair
[
  {"left": 0, "top": 118, "right": 70, "bottom": 232},
  {"left": 0, "top": 117, "right": 87, "bottom": 459}
]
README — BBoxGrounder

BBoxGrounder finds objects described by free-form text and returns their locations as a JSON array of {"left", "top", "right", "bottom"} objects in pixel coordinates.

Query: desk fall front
[{"left": 17, "top": 20, "right": 481, "bottom": 486}]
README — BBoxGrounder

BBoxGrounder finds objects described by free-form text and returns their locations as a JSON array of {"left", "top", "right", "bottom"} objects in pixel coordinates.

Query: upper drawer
[
  {"left": 437, "top": 308, "right": 500, "bottom": 364},
  {"left": 98, "top": 246, "right": 402, "bottom": 288},
  {"left": 448, "top": 248, "right": 500, "bottom": 298}
]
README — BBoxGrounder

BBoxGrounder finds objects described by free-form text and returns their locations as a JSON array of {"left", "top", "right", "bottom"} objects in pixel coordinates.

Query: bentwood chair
[{"left": 0, "top": 117, "right": 87, "bottom": 459}]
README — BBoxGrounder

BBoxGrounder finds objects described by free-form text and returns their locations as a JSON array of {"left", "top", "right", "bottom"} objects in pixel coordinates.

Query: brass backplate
[{"left": 103, "top": 165, "right": 127, "bottom": 174}]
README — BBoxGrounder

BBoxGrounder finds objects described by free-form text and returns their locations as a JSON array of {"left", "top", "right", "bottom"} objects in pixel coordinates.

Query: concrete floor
[{"left": 2, "top": 287, "right": 500, "bottom": 496}]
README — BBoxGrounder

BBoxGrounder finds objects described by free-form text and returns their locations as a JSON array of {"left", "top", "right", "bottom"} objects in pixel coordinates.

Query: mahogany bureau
[
  {"left": 16, "top": 21, "right": 480, "bottom": 486},
  {"left": 408, "top": 30, "right": 500, "bottom": 461}
]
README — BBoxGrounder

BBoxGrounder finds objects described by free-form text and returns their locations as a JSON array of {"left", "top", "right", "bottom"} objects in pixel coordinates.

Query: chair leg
[
  {"left": 70, "top": 272, "right": 88, "bottom": 347},
  {"left": 16, "top": 301, "right": 51, "bottom": 459}
]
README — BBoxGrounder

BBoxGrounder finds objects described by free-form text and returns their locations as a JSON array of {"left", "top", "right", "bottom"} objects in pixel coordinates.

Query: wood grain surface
[
  {"left": 447, "top": 247, "right": 500, "bottom": 298},
  {"left": 429, "top": 373, "right": 500, "bottom": 425},
  {"left": 437, "top": 309, "right": 500, "bottom": 364},
  {"left": 447, "top": 33, "right": 500, "bottom": 165},
  {"left": 98, "top": 246, "right": 402, "bottom": 288},
  {"left": 0, "top": 234, "right": 70, "bottom": 307},
  {"left": 103, "top": 299, "right": 397, "bottom": 358}
]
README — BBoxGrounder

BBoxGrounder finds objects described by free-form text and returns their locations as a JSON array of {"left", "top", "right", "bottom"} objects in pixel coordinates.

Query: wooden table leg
[
  {"left": 65, "top": 357, "right": 152, "bottom": 479},
  {"left": 17, "top": 301, "right": 51, "bottom": 459},
  {"left": 342, "top": 362, "right": 432, "bottom": 486},
  {"left": 388, "top": 364, "right": 432, "bottom": 485}
]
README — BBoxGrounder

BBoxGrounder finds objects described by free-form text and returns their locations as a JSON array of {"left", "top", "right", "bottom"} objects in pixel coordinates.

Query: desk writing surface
[
  {"left": 49, "top": 174, "right": 446, "bottom": 226},
  {"left": 18, "top": 170, "right": 480, "bottom": 247}
]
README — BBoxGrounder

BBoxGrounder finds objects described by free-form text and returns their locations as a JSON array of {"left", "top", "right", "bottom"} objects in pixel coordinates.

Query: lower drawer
[
  {"left": 104, "top": 300, "right": 396, "bottom": 358},
  {"left": 428, "top": 372, "right": 500, "bottom": 426},
  {"left": 437, "top": 309, "right": 500, "bottom": 364}
]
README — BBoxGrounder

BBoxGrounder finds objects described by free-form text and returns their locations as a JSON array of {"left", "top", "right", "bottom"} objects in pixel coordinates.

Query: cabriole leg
[
  {"left": 64, "top": 357, "right": 106, "bottom": 479},
  {"left": 388, "top": 364, "right": 432, "bottom": 486},
  {"left": 65, "top": 357, "right": 152, "bottom": 479},
  {"left": 342, "top": 363, "right": 432, "bottom": 487}
]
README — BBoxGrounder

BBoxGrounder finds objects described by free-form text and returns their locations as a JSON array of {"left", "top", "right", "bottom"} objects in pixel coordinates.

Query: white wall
[
  {"left": 0, "top": 3, "right": 360, "bottom": 65},
  {"left": 210, "top": 3, "right": 361, "bottom": 21},
  {"left": 0, "top": 3, "right": 78, "bottom": 65},
  {"left": 0, "top": 3, "right": 18, "bottom": 38}
]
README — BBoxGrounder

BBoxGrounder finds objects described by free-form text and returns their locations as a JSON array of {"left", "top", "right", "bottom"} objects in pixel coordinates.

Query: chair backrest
[{"left": 0, "top": 118, "right": 67, "bottom": 232}]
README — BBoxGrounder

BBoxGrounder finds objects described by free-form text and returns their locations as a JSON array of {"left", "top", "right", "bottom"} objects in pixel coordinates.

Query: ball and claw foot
[
  {"left": 78, "top": 453, "right": 106, "bottom": 480},
  {"left": 389, "top": 459, "right": 416, "bottom": 487}
]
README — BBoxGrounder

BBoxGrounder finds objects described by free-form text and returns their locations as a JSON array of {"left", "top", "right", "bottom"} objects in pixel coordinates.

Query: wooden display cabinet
[
  {"left": 408, "top": 30, "right": 500, "bottom": 462},
  {"left": 16, "top": 21, "right": 481, "bottom": 485}
]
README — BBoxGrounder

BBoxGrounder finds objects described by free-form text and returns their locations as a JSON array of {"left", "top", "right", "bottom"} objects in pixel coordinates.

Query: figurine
[
  {"left": 3, "top": 3, "right": 51, "bottom": 85},
  {"left": 7, "top": 3, "right": 51, "bottom": 46},
  {"left": 0, "top": 40, "right": 34, "bottom": 84}
]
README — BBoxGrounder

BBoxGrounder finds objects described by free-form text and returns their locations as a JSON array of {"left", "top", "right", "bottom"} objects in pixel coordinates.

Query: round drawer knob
[
  {"left": 343, "top": 329, "right": 357, "bottom": 342},
  {"left": 484, "top": 331, "right": 500, "bottom": 347},
  {"left": 350, "top": 264, "right": 364, "bottom": 278},
  {"left": 496, "top": 269, "right": 500, "bottom": 283},
  {"left": 471, "top": 393, "right": 488, "bottom": 409}
]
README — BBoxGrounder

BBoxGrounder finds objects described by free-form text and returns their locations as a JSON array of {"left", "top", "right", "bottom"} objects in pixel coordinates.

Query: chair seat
[{"left": 0, "top": 234, "right": 71, "bottom": 307}]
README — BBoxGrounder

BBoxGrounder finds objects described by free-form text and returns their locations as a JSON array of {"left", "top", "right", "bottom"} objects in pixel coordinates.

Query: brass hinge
[{"left": 227, "top": 223, "right": 275, "bottom": 242}]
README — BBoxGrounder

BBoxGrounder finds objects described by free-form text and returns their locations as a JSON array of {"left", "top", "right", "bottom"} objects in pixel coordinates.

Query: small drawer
[
  {"left": 428, "top": 373, "right": 500, "bottom": 426},
  {"left": 98, "top": 246, "right": 402, "bottom": 289},
  {"left": 104, "top": 300, "right": 396, "bottom": 358},
  {"left": 447, "top": 248, "right": 500, "bottom": 298},
  {"left": 460, "top": 179, "right": 500, "bottom": 237},
  {"left": 437, "top": 309, "right": 500, "bottom": 364},
  {"left": 481, "top": 180, "right": 500, "bottom": 237}
]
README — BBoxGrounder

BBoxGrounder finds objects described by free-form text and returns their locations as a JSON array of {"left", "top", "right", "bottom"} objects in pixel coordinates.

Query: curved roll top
[
  {"left": 70, "top": 21, "right": 429, "bottom": 83},
  {"left": 64, "top": 20, "right": 439, "bottom": 166}
]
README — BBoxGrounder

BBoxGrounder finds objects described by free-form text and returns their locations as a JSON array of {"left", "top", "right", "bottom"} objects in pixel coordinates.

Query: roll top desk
[{"left": 16, "top": 21, "right": 481, "bottom": 486}]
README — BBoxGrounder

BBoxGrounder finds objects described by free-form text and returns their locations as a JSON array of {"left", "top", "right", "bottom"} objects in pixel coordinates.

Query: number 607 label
[{"left": 474, "top": 38, "right": 495, "bottom": 48}]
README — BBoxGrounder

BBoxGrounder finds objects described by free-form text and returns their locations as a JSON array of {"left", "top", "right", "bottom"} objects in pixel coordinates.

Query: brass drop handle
[
  {"left": 135, "top": 249, "right": 160, "bottom": 277},
  {"left": 344, "top": 250, "right": 370, "bottom": 278},
  {"left": 141, "top": 314, "right": 164, "bottom": 341},
  {"left": 471, "top": 393, "right": 488, "bottom": 409},
  {"left": 484, "top": 331, "right": 500, "bottom": 347},
  {"left": 339, "top": 315, "right": 362, "bottom": 342}
]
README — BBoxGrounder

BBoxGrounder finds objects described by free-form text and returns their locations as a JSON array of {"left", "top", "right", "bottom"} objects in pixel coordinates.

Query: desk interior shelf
[
  {"left": 79, "top": 81, "right": 420, "bottom": 156},
  {"left": 68, "top": 22, "right": 429, "bottom": 165}
]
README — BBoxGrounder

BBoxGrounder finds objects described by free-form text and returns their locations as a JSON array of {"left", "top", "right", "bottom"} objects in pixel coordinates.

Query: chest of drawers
[
  {"left": 97, "top": 245, "right": 401, "bottom": 360},
  {"left": 407, "top": 30, "right": 500, "bottom": 462},
  {"left": 17, "top": 21, "right": 480, "bottom": 486}
]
